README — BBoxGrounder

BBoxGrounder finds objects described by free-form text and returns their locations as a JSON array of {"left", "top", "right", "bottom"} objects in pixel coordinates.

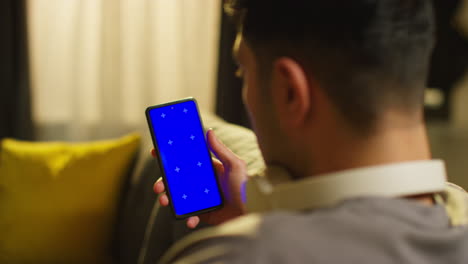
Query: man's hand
[{"left": 152, "top": 129, "right": 247, "bottom": 229}]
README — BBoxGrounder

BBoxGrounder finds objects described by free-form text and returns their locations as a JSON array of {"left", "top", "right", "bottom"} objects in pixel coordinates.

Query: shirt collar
[{"left": 246, "top": 160, "right": 447, "bottom": 213}]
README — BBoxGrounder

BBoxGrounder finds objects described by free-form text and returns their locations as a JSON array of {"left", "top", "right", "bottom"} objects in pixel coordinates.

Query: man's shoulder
[
  {"left": 160, "top": 185, "right": 468, "bottom": 263},
  {"left": 159, "top": 200, "right": 413, "bottom": 264},
  {"left": 159, "top": 214, "right": 262, "bottom": 263}
]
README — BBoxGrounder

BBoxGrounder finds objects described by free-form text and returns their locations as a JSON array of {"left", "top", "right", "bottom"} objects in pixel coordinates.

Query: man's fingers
[
  {"left": 154, "top": 178, "right": 168, "bottom": 206},
  {"left": 153, "top": 178, "right": 165, "bottom": 194},
  {"left": 207, "top": 130, "right": 243, "bottom": 169},
  {"left": 159, "top": 194, "right": 169, "bottom": 206},
  {"left": 212, "top": 158, "right": 225, "bottom": 177},
  {"left": 187, "top": 216, "right": 200, "bottom": 229}
]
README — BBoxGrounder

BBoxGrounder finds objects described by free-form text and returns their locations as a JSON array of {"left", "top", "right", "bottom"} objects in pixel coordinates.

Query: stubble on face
[{"left": 235, "top": 37, "right": 288, "bottom": 166}]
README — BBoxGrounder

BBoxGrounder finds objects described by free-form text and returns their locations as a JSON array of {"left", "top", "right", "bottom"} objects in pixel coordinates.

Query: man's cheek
[
  {"left": 242, "top": 83, "right": 256, "bottom": 116},
  {"left": 241, "top": 83, "right": 248, "bottom": 106},
  {"left": 242, "top": 84, "right": 258, "bottom": 128}
]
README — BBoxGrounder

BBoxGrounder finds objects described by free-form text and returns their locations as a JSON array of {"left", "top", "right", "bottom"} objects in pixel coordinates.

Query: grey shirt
[{"left": 164, "top": 197, "right": 468, "bottom": 263}]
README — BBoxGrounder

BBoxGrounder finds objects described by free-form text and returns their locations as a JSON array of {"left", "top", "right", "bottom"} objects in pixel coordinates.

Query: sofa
[
  {"left": 0, "top": 113, "right": 264, "bottom": 264},
  {"left": 115, "top": 113, "right": 265, "bottom": 264}
]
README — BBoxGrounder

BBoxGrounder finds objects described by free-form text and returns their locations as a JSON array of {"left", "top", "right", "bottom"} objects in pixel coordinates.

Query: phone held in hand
[{"left": 145, "top": 98, "right": 224, "bottom": 219}]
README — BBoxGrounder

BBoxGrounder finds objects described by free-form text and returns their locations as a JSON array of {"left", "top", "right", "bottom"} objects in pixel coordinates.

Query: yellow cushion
[{"left": 0, "top": 133, "right": 140, "bottom": 264}]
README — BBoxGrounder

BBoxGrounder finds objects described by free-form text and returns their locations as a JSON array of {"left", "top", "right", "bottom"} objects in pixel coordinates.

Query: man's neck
[
  {"left": 294, "top": 117, "right": 434, "bottom": 205},
  {"left": 306, "top": 118, "right": 431, "bottom": 177}
]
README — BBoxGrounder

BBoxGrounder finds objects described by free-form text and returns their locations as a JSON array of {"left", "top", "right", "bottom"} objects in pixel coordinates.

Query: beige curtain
[{"left": 27, "top": 0, "right": 221, "bottom": 141}]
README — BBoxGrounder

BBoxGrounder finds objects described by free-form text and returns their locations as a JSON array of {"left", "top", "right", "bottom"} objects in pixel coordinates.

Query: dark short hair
[{"left": 225, "top": 0, "right": 435, "bottom": 132}]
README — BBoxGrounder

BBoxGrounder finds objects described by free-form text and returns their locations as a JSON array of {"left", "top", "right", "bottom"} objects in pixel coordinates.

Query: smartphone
[{"left": 145, "top": 98, "right": 223, "bottom": 219}]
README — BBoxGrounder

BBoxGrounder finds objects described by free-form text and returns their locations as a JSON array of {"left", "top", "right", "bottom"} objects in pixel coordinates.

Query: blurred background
[{"left": 1, "top": 0, "right": 467, "bottom": 188}]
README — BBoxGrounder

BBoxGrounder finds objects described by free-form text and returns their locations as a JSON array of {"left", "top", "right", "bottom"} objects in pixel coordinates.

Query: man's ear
[{"left": 271, "top": 57, "right": 311, "bottom": 129}]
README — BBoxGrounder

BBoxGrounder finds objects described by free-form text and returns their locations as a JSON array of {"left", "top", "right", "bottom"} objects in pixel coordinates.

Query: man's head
[{"left": 226, "top": 0, "right": 435, "bottom": 176}]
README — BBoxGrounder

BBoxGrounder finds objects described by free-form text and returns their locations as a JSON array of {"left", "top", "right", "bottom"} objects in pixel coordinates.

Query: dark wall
[
  {"left": 0, "top": 0, "right": 34, "bottom": 140},
  {"left": 427, "top": 0, "right": 468, "bottom": 120},
  {"left": 215, "top": 8, "right": 251, "bottom": 129}
]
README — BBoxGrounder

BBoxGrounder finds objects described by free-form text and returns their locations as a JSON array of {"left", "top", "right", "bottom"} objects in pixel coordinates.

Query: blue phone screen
[{"left": 148, "top": 100, "right": 222, "bottom": 216}]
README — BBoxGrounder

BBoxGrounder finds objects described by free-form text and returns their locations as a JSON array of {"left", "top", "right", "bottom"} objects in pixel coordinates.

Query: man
[{"left": 153, "top": 0, "right": 468, "bottom": 263}]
